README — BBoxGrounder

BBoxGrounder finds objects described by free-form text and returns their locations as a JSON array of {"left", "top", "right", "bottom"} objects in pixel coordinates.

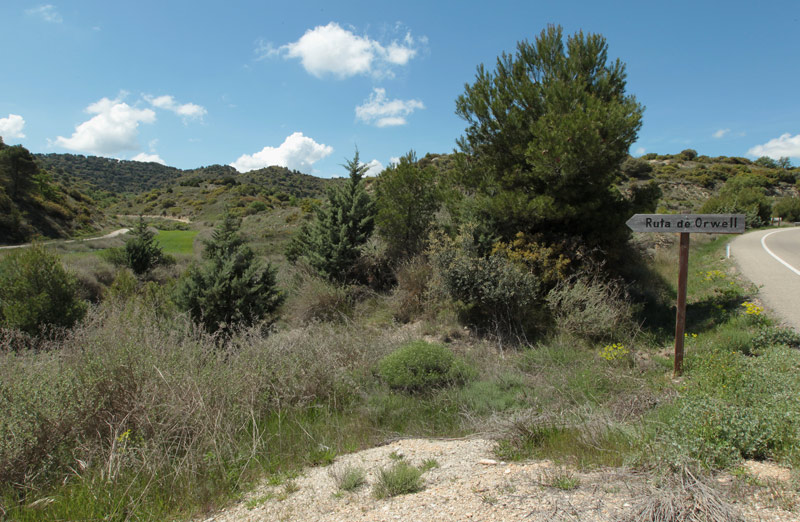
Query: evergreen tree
[
  {"left": 124, "top": 217, "right": 165, "bottom": 275},
  {"left": 0, "top": 244, "right": 86, "bottom": 334},
  {"left": 288, "top": 151, "right": 375, "bottom": 282},
  {"left": 454, "top": 25, "right": 643, "bottom": 253},
  {"left": 375, "top": 151, "right": 442, "bottom": 260},
  {"left": 175, "top": 212, "right": 283, "bottom": 333}
]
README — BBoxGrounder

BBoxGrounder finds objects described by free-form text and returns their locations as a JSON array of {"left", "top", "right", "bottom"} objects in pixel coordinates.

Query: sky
[{"left": 1, "top": 0, "right": 799, "bottom": 177}]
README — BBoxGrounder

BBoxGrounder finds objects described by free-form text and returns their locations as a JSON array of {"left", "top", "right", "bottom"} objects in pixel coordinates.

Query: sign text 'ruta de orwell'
[
  {"left": 626, "top": 214, "right": 746, "bottom": 377},
  {"left": 626, "top": 214, "right": 745, "bottom": 234}
]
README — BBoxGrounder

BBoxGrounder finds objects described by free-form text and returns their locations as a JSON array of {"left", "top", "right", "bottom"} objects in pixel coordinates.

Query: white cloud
[
  {"left": 713, "top": 128, "right": 730, "bottom": 139},
  {"left": 362, "top": 159, "right": 384, "bottom": 177},
  {"left": 131, "top": 152, "right": 165, "bottom": 165},
  {"left": 146, "top": 95, "right": 206, "bottom": 121},
  {"left": 54, "top": 97, "right": 156, "bottom": 155},
  {"left": 0, "top": 114, "right": 26, "bottom": 140},
  {"left": 748, "top": 133, "right": 800, "bottom": 159},
  {"left": 230, "top": 132, "right": 333, "bottom": 173},
  {"left": 355, "top": 88, "right": 424, "bottom": 127},
  {"left": 26, "top": 4, "right": 62, "bottom": 23},
  {"left": 265, "top": 22, "right": 420, "bottom": 79},
  {"left": 634, "top": 147, "right": 646, "bottom": 156},
  {"left": 389, "top": 156, "right": 400, "bottom": 165}
]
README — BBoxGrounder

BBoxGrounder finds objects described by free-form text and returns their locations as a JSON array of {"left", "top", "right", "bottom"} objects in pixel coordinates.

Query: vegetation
[
  {"left": 174, "top": 212, "right": 283, "bottom": 333},
  {"left": 454, "top": 25, "right": 643, "bottom": 255},
  {"left": 287, "top": 151, "right": 375, "bottom": 283},
  {"left": 2, "top": 25, "right": 800, "bottom": 522},
  {"left": 124, "top": 217, "right": 167, "bottom": 275},
  {"left": 374, "top": 151, "right": 441, "bottom": 260},
  {"left": 0, "top": 244, "right": 86, "bottom": 334},
  {"left": 378, "top": 341, "right": 475, "bottom": 393}
]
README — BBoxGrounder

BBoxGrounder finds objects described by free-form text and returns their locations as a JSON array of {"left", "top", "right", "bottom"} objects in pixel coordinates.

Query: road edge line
[{"left": 761, "top": 229, "right": 800, "bottom": 277}]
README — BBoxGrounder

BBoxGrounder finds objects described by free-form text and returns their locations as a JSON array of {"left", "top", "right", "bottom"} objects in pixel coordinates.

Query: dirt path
[
  {"left": 205, "top": 438, "right": 798, "bottom": 522},
  {"left": 0, "top": 228, "right": 131, "bottom": 250}
]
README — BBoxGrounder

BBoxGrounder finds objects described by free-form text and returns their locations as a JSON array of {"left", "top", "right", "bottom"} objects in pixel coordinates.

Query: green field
[{"left": 154, "top": 230, "right": 199, "bottom": 255}]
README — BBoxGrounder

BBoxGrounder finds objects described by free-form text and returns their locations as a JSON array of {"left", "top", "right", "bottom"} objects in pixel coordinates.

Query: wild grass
[
  {"left": 153, "top": 229, "right": 199, "bottom": 255},
  {"left": 2, "top": 231, "right": 797, "bottom": 519}
]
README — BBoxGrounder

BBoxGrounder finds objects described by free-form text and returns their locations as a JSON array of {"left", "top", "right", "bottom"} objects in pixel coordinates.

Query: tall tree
[
  {"left": 454, "top": 25, "right": 644, "bottom": 252},
  {"left": 288, "top": 151, "right": 375, "bottom": 282},
  {"left": 175, "top": 212, "right": 283, "bottom": 333},
  {"left": 0, "top": 145, "right": 38, "bottom": 200},
  {"left": 374, "top": 151, "right": 441, "bottom": 260}
]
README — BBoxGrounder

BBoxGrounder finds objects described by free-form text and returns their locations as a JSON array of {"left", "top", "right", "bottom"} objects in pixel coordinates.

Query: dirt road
[
  {"left": 730, "top": 227, "right": 800, "bottom": 331},
  {"left": 0, "top": 228, "right": 130, "bottom": 251}
]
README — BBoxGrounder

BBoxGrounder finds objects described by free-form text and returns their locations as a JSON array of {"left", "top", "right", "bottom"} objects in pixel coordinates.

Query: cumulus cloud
[
  {"left": 26, "top": 4, "right": 62, "bottom": 23},
  {"left": 146, "top": 95, "right": 206, "bottom": 121},
  {"left": 362, "top": 159, "right": 384, "bottom": 177},
  {"left": 0, "top": 114, "right": 26, "bottom": 140},
  {"left": 713, "top": 128, "right": 730, "bottom": 139},
  {"left": 748, "top": 133, "right": 800, "bottom": 159},
  {"left": 355, "top": 88, "right": 424, "bottom": 127},
  {"left": 54, "top": 97, "right": 156, "bottom": 155},
  {"left": 634, "top": 146, "right": 646, "bottom": 156},
  {"left": 131, "top": 152, "right": 165, "bottom": 165},
  {"left": 230, "top": 132, "right": 333, "bottom": 173},
  {"left": 263, "top": 22, "right": 421, "bottom": 78}
]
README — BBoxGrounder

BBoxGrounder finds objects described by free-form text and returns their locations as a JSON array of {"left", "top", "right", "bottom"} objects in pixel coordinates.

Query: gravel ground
[{"left": 205, "top": 438, "right": 799, "bottom": 522}]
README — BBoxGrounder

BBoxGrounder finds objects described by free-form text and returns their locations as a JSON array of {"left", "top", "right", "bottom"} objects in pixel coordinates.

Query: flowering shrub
[
  {"left": 598, "top": 343, "right": 629, "bottom": 362},
  {"left": 741, "top": 301, "right": 764, "bottom": 317}
]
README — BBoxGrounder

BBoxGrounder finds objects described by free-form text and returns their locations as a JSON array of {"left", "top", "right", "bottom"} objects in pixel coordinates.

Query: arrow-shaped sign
[{"left": 626, "top": 214, "right": 745, "bottom": 234}]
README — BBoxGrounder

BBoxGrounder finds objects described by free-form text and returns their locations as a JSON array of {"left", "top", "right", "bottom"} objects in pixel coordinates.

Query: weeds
[
  {"left": 330, "top": 465, "right": 366, "bottom": 492},
  {"left": 372, "top": 461, "right": 425, "bottom": 499}
]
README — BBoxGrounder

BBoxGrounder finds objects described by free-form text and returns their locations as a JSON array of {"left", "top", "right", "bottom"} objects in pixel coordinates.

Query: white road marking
[{"left": 761, "top": 229, "right": 800, "bottom": 277}]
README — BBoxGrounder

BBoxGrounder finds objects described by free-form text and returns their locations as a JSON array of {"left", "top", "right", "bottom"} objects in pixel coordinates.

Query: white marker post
[{"left": 626, "top": 214, "right": 746, "bottom": 377}]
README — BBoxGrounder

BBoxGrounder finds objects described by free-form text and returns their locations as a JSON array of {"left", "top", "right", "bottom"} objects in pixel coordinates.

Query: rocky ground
[{"left": 204, "top": 437, "right": 799, "bottom": 522}]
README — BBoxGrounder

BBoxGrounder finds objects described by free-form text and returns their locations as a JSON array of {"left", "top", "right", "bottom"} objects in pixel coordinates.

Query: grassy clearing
[
  {"left": 153, "top": 230, "right": 199, "bottom": 255},
  {"left": 2, "top": 234, "right": 799, "bottom": 519}
]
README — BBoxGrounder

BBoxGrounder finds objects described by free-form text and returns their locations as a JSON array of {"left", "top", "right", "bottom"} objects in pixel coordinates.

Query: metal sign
[
  {"left": 627, "top": 213, "right": 746, "bottom": 377},
  {"left": 626, "top": 214, "right": 745, "bottom": 234}
]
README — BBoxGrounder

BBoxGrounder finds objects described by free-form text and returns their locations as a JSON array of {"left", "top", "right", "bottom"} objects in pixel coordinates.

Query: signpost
[{"left": 626, "top": 214, "right": 745, "bottom": 377}]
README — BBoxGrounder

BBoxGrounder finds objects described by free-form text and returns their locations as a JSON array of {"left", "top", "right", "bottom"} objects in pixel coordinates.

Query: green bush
[
  {"left": 0, "top": 244, "right": 86, "bottom": 334},
  {"left": 620, "top": 157, "right": 653, "bottom": 178},
  {"left": 378, "top": 341, "right": 474, "bottom": 393},
  {"left": 428, "top": 227, "right": 543, "bottom": 336},
  {"left": 772, "top": 196, "right": 800, "bottom": 222},
  {"left": 124, "top": 218, "right": 165, "bottom": 275}
]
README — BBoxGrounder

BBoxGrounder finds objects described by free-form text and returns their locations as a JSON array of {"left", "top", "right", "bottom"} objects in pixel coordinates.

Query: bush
[
  {"left": 545, "top": 274, "right": 634, "bottom": 342},
  {"left": 429, "top": 227, "right": 543, "bottom": 336},
  {"left": 620, "top": 157, "right": 653, "bottom": 178},
  {"left": 772, "top": 196, "right": 800, "bottom": 222},
  {"left": 378, "top": 341, "right": 474, "bottom": 393},
  {"left": 0, "top": 244, "right": 86, "bottom": 334}
]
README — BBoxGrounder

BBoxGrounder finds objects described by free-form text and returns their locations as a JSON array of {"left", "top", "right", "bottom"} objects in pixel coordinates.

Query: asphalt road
[{"left": 730, "top": 227, "right": 800, "bottom": 331}]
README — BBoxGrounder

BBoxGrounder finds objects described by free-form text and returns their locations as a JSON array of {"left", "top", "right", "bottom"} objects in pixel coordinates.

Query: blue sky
[{"left": 1, "top": 0, "right": 799, "bottom": 177}]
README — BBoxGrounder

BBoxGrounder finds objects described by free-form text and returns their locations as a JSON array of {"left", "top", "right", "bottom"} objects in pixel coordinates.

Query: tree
[
  {"left": 701, "top": 174, "right": 772, "bottom": 227},
  {"left": 175, "top": 212, "right": 283, "bottom": 333},
  {"left": 375, "top": 151, "right": 441, "bottom": 260},
  {"left": 755, "top": 156, "right": 779, "bottom": 169},
  {"left": 0, "top": 145, "right": 38, "bottom": 200},
  {"left": 772, "top": 196, "right": 800, "bottom": 222},
  {"left": 124, "top": 217, "right": 165, "bottom": 275},
  {"left": 287, "top": 151, "right": 375, "bottom": 282},
  {"left": 0, "top": 244, "right": 86, "bottom": 334},
  {"left": 454, "top": 25, "right": 644, "bottom": 253}
]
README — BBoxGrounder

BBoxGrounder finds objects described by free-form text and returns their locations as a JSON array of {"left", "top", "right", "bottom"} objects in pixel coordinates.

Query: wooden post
[{"left": 673, "top": 232, "right": 690, "bottom": 377}]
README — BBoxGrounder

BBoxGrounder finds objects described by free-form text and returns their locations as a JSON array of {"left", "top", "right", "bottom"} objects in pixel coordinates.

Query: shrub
[
  {"left": 0, "top": 244, "right": 86, "bottom": 334},
  {"left": 680, "top": 149, "right": 698, "bottom": 161},
  {"left": 620, "top": 157, "right": 654, "bottom": 178},
  {"left": 429, "top": 227, "right": 543, "bottom": 336},
  {"left": 545, "top": 274, "right": 634, "bottom": 342},
  {"left": 378, "top": 341, "right": 474, "bottom": 393},
  {"left": 772, "top": 197, "right": 800, "bottom": 222}
]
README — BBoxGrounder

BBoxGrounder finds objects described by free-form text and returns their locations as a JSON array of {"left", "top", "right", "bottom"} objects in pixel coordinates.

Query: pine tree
[
  {"left": 175, "top": 212, "right": 283, "bottom": 333},
  {"left": 288, "top": 151, "right": 375, "bottom": 282},
  {"left": 124, "top": 217, "right": 164, "bottom": 275}
]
